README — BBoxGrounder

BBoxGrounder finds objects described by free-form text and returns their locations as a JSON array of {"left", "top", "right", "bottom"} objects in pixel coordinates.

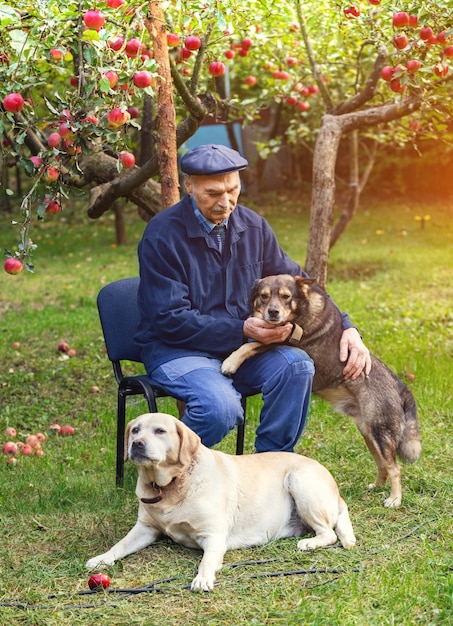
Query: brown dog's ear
[
  {"left": 175, "top": 419, "right": 201, "bottom": 466},
  {"left": 295, "top": 276, "right": 315, "bottom": 297},
  {"left": 248, "top": 278, "right": 262, "bottom": 311}
]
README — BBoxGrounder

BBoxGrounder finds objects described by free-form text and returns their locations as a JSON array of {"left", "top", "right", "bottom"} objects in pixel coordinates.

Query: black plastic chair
[{"left": 97, "top": 277, "right": 247, "bottom": 486}]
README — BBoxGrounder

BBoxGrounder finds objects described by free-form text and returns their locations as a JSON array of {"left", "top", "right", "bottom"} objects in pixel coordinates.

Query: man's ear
[{"left": 175, "top": 419, "right": 201, "bottom": 466}]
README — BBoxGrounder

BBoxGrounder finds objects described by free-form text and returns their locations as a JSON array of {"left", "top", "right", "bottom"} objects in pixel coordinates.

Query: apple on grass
[
  {"left": 4, "top": 427, "right": 17, "bottom": 438},
  {"left": 88, "top": 574, "right": 111, "bottom": 590},
  {"left": 2, "top": 442, "right": 18, "bottom": 456}
]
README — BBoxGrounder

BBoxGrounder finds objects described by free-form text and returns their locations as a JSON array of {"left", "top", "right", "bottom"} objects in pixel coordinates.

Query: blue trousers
[{"left": 149, "top": 346, "right": 314, "bottom": 452}]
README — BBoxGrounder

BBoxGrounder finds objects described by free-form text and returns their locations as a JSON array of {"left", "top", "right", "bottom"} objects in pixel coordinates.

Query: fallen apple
[
  {"left": 88, "top": 573, "right": 111, "bottom": 590},
  {"left": 58, "top": 341, "right": 70, "bottom": 353},
  {"left": 2, "top": 441, "right": 18, "bottom": 456},
  {"left": 4, "top": 427, "right": 17, "bottom": 438},
  {"left": 60, "top": 425, "right": 76, "bottom": 436}
]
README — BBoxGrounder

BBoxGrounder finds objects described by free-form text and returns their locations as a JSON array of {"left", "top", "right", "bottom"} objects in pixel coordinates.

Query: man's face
[{"left": 184, "top": 171, "right": 241, "bottom": 224}]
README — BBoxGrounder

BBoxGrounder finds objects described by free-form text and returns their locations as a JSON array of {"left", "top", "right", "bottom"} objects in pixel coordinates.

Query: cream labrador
[{"left": 86, "top": 413, "right": 356, "bottom": 591}]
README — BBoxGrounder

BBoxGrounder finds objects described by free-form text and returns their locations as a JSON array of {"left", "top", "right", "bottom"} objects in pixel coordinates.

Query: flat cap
[{"left": 180, "top": 144, "right": 248, "bottom": 175}]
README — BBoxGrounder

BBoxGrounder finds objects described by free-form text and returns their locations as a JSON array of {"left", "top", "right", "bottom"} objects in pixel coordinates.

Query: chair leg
[
  {"left": 116, "top": 391, "right": 126, "bottom": 487},
  {"left": 236, "top": 397, "right": 247, "bottom": 455}
]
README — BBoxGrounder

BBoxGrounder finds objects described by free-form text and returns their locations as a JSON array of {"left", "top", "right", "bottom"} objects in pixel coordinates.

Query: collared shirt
[{"left": 191, "top": 196, "right": 228, "bottom": 253}]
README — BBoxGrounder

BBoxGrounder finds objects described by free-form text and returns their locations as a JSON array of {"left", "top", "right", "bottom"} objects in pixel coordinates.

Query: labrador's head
[{"left": 125, "top": 413, "right": 200, "bottom": 469}]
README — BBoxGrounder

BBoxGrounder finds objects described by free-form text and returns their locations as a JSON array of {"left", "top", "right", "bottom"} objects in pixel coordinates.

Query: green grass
[{"left": 0, "top": 195, "right": 452, "bottom": 625}]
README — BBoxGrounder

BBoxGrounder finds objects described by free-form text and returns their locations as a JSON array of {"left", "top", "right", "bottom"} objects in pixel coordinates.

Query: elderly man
[{"left": 135, "top": 144, "right": 371, "bottom": 452}]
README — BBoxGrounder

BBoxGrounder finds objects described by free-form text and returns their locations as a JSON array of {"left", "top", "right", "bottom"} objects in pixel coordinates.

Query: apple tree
[{"left": 1, "top": 0, "right": 453, "bottom": 285}]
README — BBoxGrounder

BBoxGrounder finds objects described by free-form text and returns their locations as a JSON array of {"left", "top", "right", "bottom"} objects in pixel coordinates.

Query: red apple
[
  {"left": 392, "top": 12, "right": 410, "bottom": 28},
  {"left": 26, "top": 434, "right": 40, "bottom": 448},
  {"left": 393, "top": 33, "right": 409, "bottom": 50},
  {"left": 107, "top": 0, "right": 125, "bottom": 7},
  {"left": 184, "top": 35, "right": 202, "bottom": 51},
  {"left": 286, "top": 57, "right": 298, "bottom": 67},
  {"left": 11, "top": 342, "right": 21, "bottom": 350},
  {"left": 43, "top": 166, "right": 60, "bottom": 183},
  {"left": 88, "top": 573, "right": 111, "bottom": 590},
  {"left": 420, "top": 26, "right": 433, "bottom": 41},
  {"left": 4, "top": 426, "right": 17, "bottom": 437},
  {"left": 48, "top": 423, "right": 61, "bottom": 434},
  {"left": 344, "top": 6, "right": 360, "bottom": 17},
  {"left": 389, "top": 77, "right": 405, "bottom": 93},
  {"left": 47, "top": 132, "right": 62, "bottom": 149},
  {"left": 2, "top": 442, "right": 18, "bottom": 456},
  {"left": 224, "top": 49, "right": 235, "bottom": 59},
  {"left": 125, "top": 38, "right": 144, "bottom": 58},
  {"left": 167, "top": 33, "right": 180, "bottom": 47},
  {"left": 434, "top": 63, "right": 449, "bottom": 77},
  {"left": 409, "top": 119, "right": 420, "bottom": 131},
  {"left": 60, "top": 425, "right": 76, "bottom": 436},
  {"left": 289, "top": 21, "right": 300, "bottom": 31},
  {"left": 297, "top": 101, "right": 310, "bottom": 111},
  {"left": 58, "top": 340, "right": 69, "bottom": 353},
  {"left": 285, "top": 96, "right": 298, "bottom": 106},
  {"left": 406, "top": 59, "right": 421, "bottom": 72},
  {"left": 50, "top": 48, "right": 64, "bottom": 60},
  {"left": 127, "top": 106, "right": 140, "bottom": 119},
  {"left": 133, "top": 70, "right": 154, "bottom": 88},
  {"left": 437, "top": 31, "right": 450, "bottom": 46},
  {"left": 119, "top": 152, "right": 135, "bottom": 168},
  {"left": 21, "top": 444, "right": 33, "bottom": 456},
  {"left": 3, "top": 92, "right": 25, "bottom": 113},
  {"left": 67, "top": 348, "right": 77, "bottom": 357},
  {"left": 109, "top": 36, "right": 124, "bottom": 51},
  {"left": 106, "top": 108, "right": 130, "bottom": 129},
  {"left": 308, "top": 84, "right": 319, "bottom": 95},
  {"left": 4, "top": 257, "right": 24, "bottom": 275},
  {"left": 241, "top": 37, "right": 253, "bottom": 49},
  {"left": 178, "top": 47, "right": 192, "bottom": 61},
  {"left": 208, "top": 61, "right": 225, "bottom": 77},
  {"left": 272, "top": 70, "right": 290, "bottom": 80},
  {"left": 6, "top": 457, "right": 18, "bottom": 466},
  {"left": 45, "top": 199, "right": 62, "bottom": 214},
  {"left": 102, "top": 71, "right": 119, "bottom": 89},
  {"left": 244, "top": 75, "right": 257, "bottom": 86},
  {"left": 445, "top": 45, "right": 453, "bottom": 58},
  {"left": 36, "top": 432, "right": 47, "bottom": 442},
  {"left": 30, "top": 156, "right": 44, "bottom": 169},
  {"left": 83, "top": 10, "right": 105, "bottom": 31},
  {"left": 409, "top": 15, "right": 418, "bottom": 28}
]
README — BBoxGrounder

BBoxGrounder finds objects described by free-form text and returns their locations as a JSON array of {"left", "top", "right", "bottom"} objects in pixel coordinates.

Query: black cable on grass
[
  {"left": 0, "top": 567, "right": 353, "bottom": 610},
  {"left": 1, "top": 516, "right": 442, "bottom": 611}
]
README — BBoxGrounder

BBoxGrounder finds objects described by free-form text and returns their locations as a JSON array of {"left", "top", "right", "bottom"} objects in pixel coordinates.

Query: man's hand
[
  {"left": 340, "top": 327, "right": 372, "bottom": 380},
  {"left": 243, "top": 318, "right": 293, "bottom": 345}
]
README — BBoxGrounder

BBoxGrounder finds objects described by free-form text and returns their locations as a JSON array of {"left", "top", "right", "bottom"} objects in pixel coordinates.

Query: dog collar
[
  {"left": 288, "top": 323, "right": 303, "bottom": 346},
  {"left": 141, "top": 482, "right": 163, "bottom": 504}
]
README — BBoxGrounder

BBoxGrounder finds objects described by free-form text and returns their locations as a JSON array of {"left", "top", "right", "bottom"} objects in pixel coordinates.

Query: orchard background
[{"left": 1, "top": 0, "right": 453, "bottom": 283}]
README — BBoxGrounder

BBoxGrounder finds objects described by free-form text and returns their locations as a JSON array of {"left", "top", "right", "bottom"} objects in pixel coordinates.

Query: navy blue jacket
[{"left": 135, "top": 195, "right": 353, "bottom": 370}]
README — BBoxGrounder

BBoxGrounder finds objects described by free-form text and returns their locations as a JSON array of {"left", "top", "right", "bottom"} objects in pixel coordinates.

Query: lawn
[{"left": 0, "top": 193, "right": 452, "bottom": 625}]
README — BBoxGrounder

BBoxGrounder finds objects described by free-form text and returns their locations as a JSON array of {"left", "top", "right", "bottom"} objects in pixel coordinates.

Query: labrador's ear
[
  {"left": 175, "top": 419, "right": 201, "bottom": 466},
  {"left": 124, "top": 419, "right": 135, "bottom": 462}
]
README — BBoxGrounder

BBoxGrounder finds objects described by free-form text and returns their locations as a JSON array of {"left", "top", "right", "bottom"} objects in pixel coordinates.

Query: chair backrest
[{"left": 97, "top": 277, "right": 142, "bottom": 364}]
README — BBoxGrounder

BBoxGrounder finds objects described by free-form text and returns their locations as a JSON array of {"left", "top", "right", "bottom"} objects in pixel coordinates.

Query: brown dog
[
  {"left": 221, "top": 274, "right": 421, "bottom": 508},
  {"left": 86, "top": 412, "right": 356, "bottom": 591}
]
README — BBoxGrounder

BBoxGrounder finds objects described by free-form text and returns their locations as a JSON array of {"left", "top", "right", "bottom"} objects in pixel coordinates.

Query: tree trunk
[
  {"left": 305, "top": 114, "right": 343, "bottom": 288},
  {"left": 145, "top": 2, "right": 180, "bottom": 208},
  {"left": 330, "top": 134, "right": 378, "bottom": 248}
]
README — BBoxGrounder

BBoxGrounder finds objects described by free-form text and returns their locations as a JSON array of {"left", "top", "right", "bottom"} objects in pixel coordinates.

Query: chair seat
[{"left": 97, "top": 277, "right": 249, "bottom": 486}]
